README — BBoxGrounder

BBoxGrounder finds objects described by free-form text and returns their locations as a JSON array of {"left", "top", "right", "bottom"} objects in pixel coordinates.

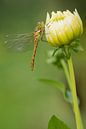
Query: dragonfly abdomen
[{"left": 31, "top": 31, "right": 40, "bottom": 70}]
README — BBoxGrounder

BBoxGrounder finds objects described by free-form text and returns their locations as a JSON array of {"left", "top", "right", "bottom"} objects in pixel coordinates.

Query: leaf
[
  {"left": 39, "top": 78, "right": 79, "bottom": 105},
  {"left": 39, "top": 79, "right": 65, "bottom": 94},
  {"left": 38, "top": 79, "right": 66, "bottom": 101},
  {"left": 48, "top": 115, "right": 71, "bottom": 129}
]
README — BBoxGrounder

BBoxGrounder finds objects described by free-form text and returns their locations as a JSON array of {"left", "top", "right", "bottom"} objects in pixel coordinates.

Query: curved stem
[{"left": 67, "top": 57, "right": 84, "bottom": 129}]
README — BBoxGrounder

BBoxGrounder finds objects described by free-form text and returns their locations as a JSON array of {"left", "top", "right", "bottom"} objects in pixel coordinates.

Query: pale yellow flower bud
[{"left": 45, "top": 9, "right": 83, "bottom": 47}]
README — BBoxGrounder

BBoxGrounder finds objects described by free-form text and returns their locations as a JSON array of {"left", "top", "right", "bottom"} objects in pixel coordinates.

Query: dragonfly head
[{"left": 35, "top": 21, "right": 45, "bottom": 32}]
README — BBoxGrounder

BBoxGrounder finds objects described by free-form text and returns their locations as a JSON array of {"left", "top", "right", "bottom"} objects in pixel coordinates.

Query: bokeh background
[{"left": 0, "top": 0, "right": 86, "bottom": 129}]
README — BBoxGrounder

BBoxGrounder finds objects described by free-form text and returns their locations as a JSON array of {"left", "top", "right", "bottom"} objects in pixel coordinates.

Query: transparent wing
[{"left": 4, "top": 33, "right": 34, "bottom": 52}]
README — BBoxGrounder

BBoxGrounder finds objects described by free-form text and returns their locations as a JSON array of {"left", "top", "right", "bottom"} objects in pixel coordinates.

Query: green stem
[
  {"left": 67, "top": 57, "right": 84, "bottom": 129},
  {"left": 61, "top": 59, "right": 71, "bottom": 89}
]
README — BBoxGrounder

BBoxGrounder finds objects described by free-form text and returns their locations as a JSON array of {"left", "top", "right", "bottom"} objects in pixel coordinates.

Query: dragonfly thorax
[{"left": 35, "top": 21, "right": 45, "bottom": 32}]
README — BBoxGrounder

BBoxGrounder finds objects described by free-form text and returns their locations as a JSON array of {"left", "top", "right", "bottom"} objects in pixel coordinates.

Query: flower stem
[
  {"left": 67, "top": 57, "right": 84, "bottom": 129},
  {"left": 61, "top": 59, "right": 71, "bottom": 89}
]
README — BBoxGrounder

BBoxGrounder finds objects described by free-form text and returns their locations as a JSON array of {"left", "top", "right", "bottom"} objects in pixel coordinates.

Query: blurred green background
[{"left": 0, "top": 0, "right": 86, "bottom": 129}]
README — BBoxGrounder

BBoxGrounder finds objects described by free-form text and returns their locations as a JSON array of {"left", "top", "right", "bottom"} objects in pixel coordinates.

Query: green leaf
[
  {"left": 39, "top": 78, "right": 79, "bottom": 105},
  {"left": 39, "top": 79, "right": 65, "bottom": 94},
  {"left": 48, "top": 115, "right": 71, "bottom": 129},
  {"left": 39, "top": 78, "right": 80, "bottom": 104}
]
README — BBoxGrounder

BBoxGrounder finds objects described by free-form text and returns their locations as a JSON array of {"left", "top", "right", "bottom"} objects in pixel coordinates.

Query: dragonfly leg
[
  {"left": 41, "top": 38, "right": 47, "bottom": 42},
  {"left": 40, "top": 33, "right": 47, "bottom": 43}
]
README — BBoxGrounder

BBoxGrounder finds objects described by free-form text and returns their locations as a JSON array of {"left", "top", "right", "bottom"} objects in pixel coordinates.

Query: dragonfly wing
[{"left": 4, "top": 33, "right": 34, "bottom": 52}]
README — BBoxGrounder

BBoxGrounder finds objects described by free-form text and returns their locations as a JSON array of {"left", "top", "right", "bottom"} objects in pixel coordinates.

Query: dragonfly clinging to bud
[
  {"left": 4, "top": 21, "right": 45, "bottom": 70},
  {"left": 31, "top": 21, "right": 45, "bottom": 70}
]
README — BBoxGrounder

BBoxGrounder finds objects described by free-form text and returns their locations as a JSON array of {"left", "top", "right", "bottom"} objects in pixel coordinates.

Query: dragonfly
[{"left": 4, "top": 21, "right": 46, "bottom": 70}]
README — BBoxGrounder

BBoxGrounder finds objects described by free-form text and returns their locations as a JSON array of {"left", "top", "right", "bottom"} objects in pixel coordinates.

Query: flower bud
[{"left": 45, "top": 9, "right": 83, "bottom": 47}]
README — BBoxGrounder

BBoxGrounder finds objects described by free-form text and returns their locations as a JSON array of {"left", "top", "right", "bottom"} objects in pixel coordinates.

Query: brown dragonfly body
[
  {"left": 31, "top": 22, "right": 45, "bottom": 70},
  {"left": 4, "top": 21, "right": 45, "bottom": 70}
]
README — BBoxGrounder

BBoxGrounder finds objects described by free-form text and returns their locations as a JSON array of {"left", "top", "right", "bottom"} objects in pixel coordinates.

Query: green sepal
[
  {"left": 69, "top": 39, "right": 84, "bottom": 53},
  {"left": 47, "top": 39, "right": 83, "bottom": 68},
  {"left": 47, "top": 48, "right": 67, "bottom": 68}
]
